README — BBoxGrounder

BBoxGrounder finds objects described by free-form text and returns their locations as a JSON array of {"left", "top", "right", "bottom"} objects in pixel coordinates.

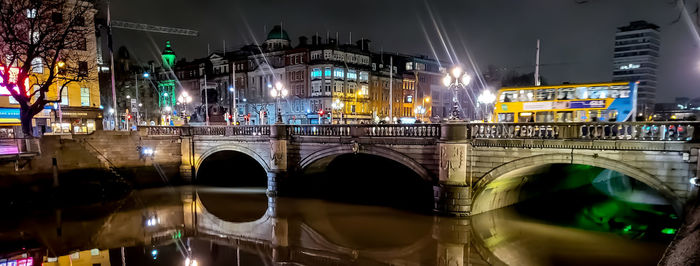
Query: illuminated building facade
[
  {"left": 613, "top": 20, "right": 660, "bottom": 118},
  {"left": 0, "top": 1, "right": 102, "bottom": 136}
]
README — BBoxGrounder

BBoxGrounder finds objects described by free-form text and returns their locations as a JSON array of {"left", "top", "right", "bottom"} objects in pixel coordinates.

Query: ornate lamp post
[
  {"left": 414, "top": 105, "right": 426, "bottom": 123},
  {"left": 442, "top": 66, "right": 472, "bottom": 120},
  {"left": 270, "top": 81, "right": 288, "bottom": 124},
  {"left": 177, "top": 91, "right": 193, "bottom": 123},
  {"left": 477, "top": 89, "right": 496, "bottom": 122},
  {"left": 331, "top": 99, "right": 344, "bottom": 124}
]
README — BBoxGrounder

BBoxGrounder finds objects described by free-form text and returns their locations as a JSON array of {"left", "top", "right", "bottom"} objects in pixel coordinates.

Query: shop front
[
  {"left": 0, "top": 108, "right": 20, "bottom": 138},
  {"left": 51, "top": 107, "right": 103, "bottom": 134}
]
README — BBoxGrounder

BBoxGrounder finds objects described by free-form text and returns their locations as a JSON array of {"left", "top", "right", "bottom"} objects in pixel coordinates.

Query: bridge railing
[
  {"left": 139, "top": 125, "right": 270, "bottom": 136},
  {"left": 470, "top": 122, "right": 699, "bottom": 141},
  {"left": 287, "top": 124, "right": 441, "bottom": 138}
]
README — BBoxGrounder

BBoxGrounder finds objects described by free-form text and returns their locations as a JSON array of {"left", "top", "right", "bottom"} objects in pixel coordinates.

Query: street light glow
[
  {"left": 442, "top": 75, "right": 452, "bottom": 87},
  {"left": 229, "top": 86, "right": 234, "bottom": 92},
  {"left": 126, "top": 95, "right": 131, "bottom": 99},
  {"left": 477, "top": 90, "right": 496, "bottom": 105},
  {"left": 451, "top": 67, "right": 462, "bottom": 78},
  {"left": 461, "top": 74, "right": 471, "bottom": 86},
  {"left": 109, "top": 108, "right": 114, "bottom": 114},
  {"left": 275, "top": 81, "right": 283, "bottom": 90},
  {"left": 143, "top": 72, "right": 150, "bottom": 78},
  {"left": 163, "top": 92, "right": 168, "bottom": 97}
]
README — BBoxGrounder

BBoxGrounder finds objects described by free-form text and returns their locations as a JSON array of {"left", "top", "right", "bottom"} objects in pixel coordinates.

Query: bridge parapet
[
  {"left": 470, "top": 122, "right": 699, "bottom": 141},
  {"left": 140, "top": 125, "right": 271, "bottom": 136},
  {"left": 286, "top": 124, "right": 441, "bottom": 138}
]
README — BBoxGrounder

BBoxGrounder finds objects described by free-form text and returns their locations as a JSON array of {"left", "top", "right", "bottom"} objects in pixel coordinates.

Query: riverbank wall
[{"left": 0, "top": 130, "right": 182, "bottom": 191}]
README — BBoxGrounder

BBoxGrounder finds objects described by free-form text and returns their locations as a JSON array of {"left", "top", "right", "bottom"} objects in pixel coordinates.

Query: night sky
[{"left": 107, "top": 0, "right": 700, "bottom": 102}]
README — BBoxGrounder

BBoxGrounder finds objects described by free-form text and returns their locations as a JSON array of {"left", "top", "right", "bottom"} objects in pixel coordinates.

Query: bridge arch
[
  {"left": 473, "top": 153, "right": 682, "bottom": 214},
  {"left": 195, "top": 144, "right": 271, "bottom": 187},
  {"left": 298, "top": 145, "right": 434, "bottom": 182},
  {"left": 196, "top": 144, "right": 270, "bottom": 175}
]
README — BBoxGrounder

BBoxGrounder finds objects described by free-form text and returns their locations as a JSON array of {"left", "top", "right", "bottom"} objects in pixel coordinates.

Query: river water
[{"left": 0, "top": 180, "right": 678, "bottom": 265}]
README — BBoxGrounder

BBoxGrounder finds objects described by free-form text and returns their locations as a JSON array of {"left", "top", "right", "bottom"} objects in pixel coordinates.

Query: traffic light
[
  {"left": 127, "top": 114, "right": 132, "bottom": 120},
  {"left": 151, "top": 249, "right": 158, "bottom": 260}
]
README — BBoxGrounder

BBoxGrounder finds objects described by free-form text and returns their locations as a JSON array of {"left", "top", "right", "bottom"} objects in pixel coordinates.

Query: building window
[
  {"left": 75, "top": 16, "right": 86, "bottom": 26},
  {"left": 359, "top": 71, "right": 368, "bottom": 83},
  {"left": 78, "top": 61, "right": 88, "bottom": 76},
  {"left": 26, "top": 9, "right": 37, "bottom": 18},
  {"left": 406, "top": 62, "right": 413, "bottom": 70},
  {"left": 324, "top": 67, "right": 331, "bottom": 78},
  {"left": 333, "top": 68, "right": 344, "bottom": 79},
  {"left": 80, "top": 87, "right": 89, "bottom": 106},
  {"left": 77, "top": 37, "right": 87, "bottom": 50},
  {"left": 347, "top": 70, "right": 357, "bottom": 80},
  {"left": 31, "top": 57, "right": 43, "bottom": 73},
  {"left": 61, "top": 87, "right": 68, "bottom": 105},
  {"left": 52, "top": 12, "right": 63, "bottom": 24},
  {"left": 311, "top": 68, "right": 322, "bottom": 79}
]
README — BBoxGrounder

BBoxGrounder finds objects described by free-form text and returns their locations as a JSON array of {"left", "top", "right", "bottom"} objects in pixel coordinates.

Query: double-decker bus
[{"left": 493, "top": 81, "right": 637, "bottom": 123}]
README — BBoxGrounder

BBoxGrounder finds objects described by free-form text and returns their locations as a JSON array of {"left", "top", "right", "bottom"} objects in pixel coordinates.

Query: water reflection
[{"left": 0, "top": 186, "right": 675, "bottom": 265}]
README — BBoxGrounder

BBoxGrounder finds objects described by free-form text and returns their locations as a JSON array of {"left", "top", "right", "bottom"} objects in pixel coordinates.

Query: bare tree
[{"left": 0, "top": 0, "right": 95, "bottom": 136}]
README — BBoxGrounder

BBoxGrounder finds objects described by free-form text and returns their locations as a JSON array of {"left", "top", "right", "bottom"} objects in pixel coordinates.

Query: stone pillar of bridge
[
  {"left": 267, "top": 124, "right": 289, "bottom": 197},
  {"left": 434, "top": 121, "right": 472, "bottom": 216},
  {"left": 180, "top": 136, "right": 194, "bottom": 183}
]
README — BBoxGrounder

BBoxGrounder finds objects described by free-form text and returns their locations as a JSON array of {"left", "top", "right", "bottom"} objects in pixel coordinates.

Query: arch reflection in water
[{"left": 88, "top": 187, "right": 487, "bottom": 265}]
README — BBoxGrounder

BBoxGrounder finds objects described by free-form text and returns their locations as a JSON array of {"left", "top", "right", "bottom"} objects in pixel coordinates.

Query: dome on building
[
  {"left": 161, "top": 40, "right": 176, "bottom": 68},
  {"left": 266, "top": 25, "right": 290, "bottom": 41}
]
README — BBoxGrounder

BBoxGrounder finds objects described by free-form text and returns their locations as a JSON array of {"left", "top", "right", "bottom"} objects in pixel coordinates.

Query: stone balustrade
[
  {"left": 140, "top": 122, "right": 699, "bottom": 142},
  {"left": 469, "top": 122, "right": 699, "bottom": 141}
]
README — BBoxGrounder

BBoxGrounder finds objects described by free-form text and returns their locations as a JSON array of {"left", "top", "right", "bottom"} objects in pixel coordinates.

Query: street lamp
[
  {"left": 177, "top": 91, "right": 193, "bottom": 122},
  {"left": 229, "top": 86, "right": 236, "bottom": 125},
  {"left": 443, "top": 66, "right": 472, "bottom": 120},
  {"left": 477, "top": 89, "right": 497, "bottom": 122},
  {"left": 331, "top": 99, "right": 344, "bottom": 124},
  {"left": 414, "top": 105, "right": 426, "bottom": 123},
  {"left": 269, "top": 81, "right": 288, "bottom": 123}
]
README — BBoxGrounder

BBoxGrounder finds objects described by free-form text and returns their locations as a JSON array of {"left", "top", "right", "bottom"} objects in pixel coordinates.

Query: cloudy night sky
[{"left": 106, "top": 0, "right": 700, "bottom": 102}]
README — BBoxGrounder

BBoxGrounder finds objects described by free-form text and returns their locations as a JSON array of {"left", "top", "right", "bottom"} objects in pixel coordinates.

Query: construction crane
[
  {"left": 106, "top": 4, "right": 199, "bottom": 130},
  {"left": 110, "top": 20, "right": 199, "bottom": 37}
]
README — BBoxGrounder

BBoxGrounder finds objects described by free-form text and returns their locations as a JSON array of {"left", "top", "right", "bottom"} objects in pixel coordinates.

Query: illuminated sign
[
  {"left": 0, "top": 66, "right": 30, "bottom": 96},
  {"left": 570, "top": 100, "right": 606, "bottom": 109},
  {"left": 0, "top": 108, "right": 20, "bottom": 119},
  {"left": 619, "top": 63, "right": 640, "bottom": 70}
]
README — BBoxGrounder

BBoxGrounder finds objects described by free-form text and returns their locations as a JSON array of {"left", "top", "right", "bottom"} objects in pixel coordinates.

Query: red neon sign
[{"left": 0, "top": 66, "right": 30, "bottom": 96}]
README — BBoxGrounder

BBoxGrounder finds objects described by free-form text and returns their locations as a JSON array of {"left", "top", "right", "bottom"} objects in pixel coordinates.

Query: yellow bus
[{"left": 493, "top": 81, "right": 637, "bottom": 123}]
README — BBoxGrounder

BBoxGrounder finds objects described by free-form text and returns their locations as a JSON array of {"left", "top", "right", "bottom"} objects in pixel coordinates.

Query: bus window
[
  {"left": 603, "top": 109, "right": 618, "bottom": 122},
  {"left": 536, "top": 111, "right": 554, "bottom": 122},
  {"left": 574, "top": 110, "right": 587, "bottom": 122},
  {"left": 556, "top": 111, "right": 573, "bottom": 122},
  {"left": 589, "top": 110, "right": 601, "bottom": 122},
  {"left": 519, "top": 90, "right": 533, "bottom": 102},
  {"left": 588, "top": 86, "right": 609, "bottom": 99},
  {"left": 536, "top": 89, "right": 556, "bottom": 101},
  {"left": 497, "top": 113, "right": 514, "bottom": 122},
  {"left": 575, "top": 87, "right": 589, "bottom": 99},
  {"left": 518, "top": 112, "right": 534, "bottom": 122},
  {"left": 500, "top": 91, "right": 518, "bottom": 102},
  {"left": 558, "top": 88, "right": 575, "bottom": 100}
]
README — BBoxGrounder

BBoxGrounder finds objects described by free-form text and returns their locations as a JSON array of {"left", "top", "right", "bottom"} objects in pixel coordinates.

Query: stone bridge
[{"left": 141, "top": 121, "right": 700, "bottom": 216}]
